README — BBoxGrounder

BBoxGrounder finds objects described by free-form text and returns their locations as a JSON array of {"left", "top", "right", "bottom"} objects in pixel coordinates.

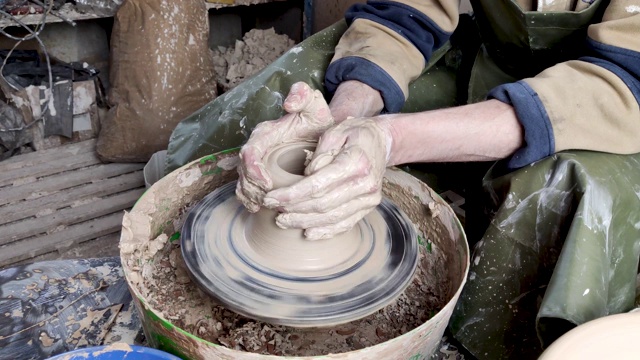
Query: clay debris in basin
[
  {"left": 120, "top": 155, "right": 460, "bottom": 357},
  {"left": 141, "top": 234, "right": 442, "bottom": 357},
  {"left": 212, "top": 28, "right": 295, "bottom": 91}
]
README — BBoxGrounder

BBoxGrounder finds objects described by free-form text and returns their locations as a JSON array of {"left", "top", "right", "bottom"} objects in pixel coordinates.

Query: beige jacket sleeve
[
  {"left": 490, "top": 0, "right": 640, "bottom": 168},
  {"left": 324, "top": 0, "right": 460, "bottom": 112}
]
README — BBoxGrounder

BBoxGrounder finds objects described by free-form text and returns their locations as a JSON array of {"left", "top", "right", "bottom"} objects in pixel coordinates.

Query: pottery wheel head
[{"left": 181, "top": 142, "right": 418, "bottom": 327}]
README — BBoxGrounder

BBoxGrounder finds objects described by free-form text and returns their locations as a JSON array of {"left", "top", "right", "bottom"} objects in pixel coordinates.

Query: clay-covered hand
[
  {"left": 263, "top": 117, "right": 393, "bottom": 240},
  {"left": 236, "top": 82, "right": 334, "bottom": 213}
]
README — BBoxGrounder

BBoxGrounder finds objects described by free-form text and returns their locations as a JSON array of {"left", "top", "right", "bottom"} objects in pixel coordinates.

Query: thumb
[
  {"left": 304, "top": 130, "right": 347, "bottom": 175},
  {"left": 304, "top": 151, "right": 337, "bottom": 175},
  {"left": 283, "top": 82, "right": 315, "bottom": 113}
]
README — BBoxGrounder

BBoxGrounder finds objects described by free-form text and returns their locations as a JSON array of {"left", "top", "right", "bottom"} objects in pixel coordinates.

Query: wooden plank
[
  {"left": 0, "top": 139, "right": 96, "bottom": 170},
  {"left": 0, "top": 163, "right": 144, "bottom": 206},
  {"left": 0, "top": 150, "right": 102, "bottom": 187},
  {"left": 60, "top": 233, "right": 122, "bottom": 259},
  {"left": 0, "top": 188, "right": 144, "bottom": 246},
  {"left": 0, "top": 1, "right": 279, "bottom": 28},
  {"left": 0, "top": 4, "right": 115, "bottom": 27},
  {"left": 0, "top": 171, "right": 144, "bottom": 225},
  {"left": 9, "top": 233, "right": 122, "bottom": 268},
  {"left": 0, "top": 213, "right": 124, "bottom": 269},
  {"left": 205, "top": 0, "right": 277, "bottom": 8}
]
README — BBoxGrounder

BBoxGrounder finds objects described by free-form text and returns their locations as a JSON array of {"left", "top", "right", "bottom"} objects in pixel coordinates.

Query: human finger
[
  {"left": 235, "top": 166, "right": 265, "bottom": 212},
  {"left": 263, "top": 150, "right": 366, "bottom": 208},
  {"left": 239, "top": 144, "right": 273, "bottom": 191},
  {"left": 264, "top": 144, "right": 374, "bottom": 208},
  {"left": 304, "top": 208, "right": 375, "bottom": 240},
  {"left": 276, "top": 179, "right": 374, "bottom": 214},
  {"left": 275, "top": 193, "right": 382, "bottom": 229},
  {"left": 235, "top": 179, "right": 261, "bottom": 213},
  {"left": 302, "top": 123, "right": 351, "bottom": 175},
  {"left": 283, "top": 82, "right": 316, "bottom": 113},
  {"left": 304, "top": 121, "right": 383, "bottom": 176}
]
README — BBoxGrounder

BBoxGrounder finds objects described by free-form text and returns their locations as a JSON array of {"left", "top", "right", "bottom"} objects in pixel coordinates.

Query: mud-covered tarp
[
  {"left": 450, "top": 152, "right": 640, "bottom": 358},
  {"left": 0, "top": 258, "right": 141, "bottom": 359}
]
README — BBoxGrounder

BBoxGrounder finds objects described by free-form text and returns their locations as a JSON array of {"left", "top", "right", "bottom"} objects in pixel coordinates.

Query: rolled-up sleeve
[
  {"left": 490, "top": 0, "right": 640, "bottom": 168},
  {"left": 325, "top": 0, "right": 460, "bottom": 113}
]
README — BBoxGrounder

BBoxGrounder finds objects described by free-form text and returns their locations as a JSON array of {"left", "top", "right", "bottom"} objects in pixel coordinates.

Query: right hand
[
  {"left": 236, "top": 82, "right": 334, "bottom": 213},
  {"left": 263, "top": 117, "right": 393, "bottom": 240}
]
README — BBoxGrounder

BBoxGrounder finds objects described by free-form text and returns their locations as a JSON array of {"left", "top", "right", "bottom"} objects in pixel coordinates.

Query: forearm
[
  {"left": 329, "top": 80, "right": 384, "bottom": 122},
  {"left": 380, "top": 100, "right": 524, "bottom": 166}
]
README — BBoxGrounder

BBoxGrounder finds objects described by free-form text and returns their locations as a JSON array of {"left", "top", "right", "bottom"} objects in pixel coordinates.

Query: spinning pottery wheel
[{"left": 181, "top": 142, "right": 418, "bottom": 327}]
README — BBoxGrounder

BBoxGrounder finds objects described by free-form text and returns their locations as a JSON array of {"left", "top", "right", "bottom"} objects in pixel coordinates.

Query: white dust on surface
[{"left": 626, "top": 5, "right": 640, "bottom": 13}]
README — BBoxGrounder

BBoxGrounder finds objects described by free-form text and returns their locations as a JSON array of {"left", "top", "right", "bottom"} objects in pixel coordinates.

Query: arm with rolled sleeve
[
  {"left": 325, "top": 0, "right": 460, "bottom": 113},
  {"left": 490, "top": 0, "right": 640, "bottom": 168}
]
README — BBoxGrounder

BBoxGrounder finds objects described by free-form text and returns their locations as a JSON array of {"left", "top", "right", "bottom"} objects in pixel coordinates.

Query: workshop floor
[{"left": 0, "top": 139, "right": 145, "bottom": 269}]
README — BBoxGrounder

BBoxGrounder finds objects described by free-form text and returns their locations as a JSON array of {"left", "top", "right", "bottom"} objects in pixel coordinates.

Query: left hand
[{"left": 262, "top": 117, "right": 393, "bottom": 240}]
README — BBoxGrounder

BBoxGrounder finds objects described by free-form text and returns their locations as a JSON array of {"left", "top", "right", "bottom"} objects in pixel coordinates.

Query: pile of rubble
[{"left": 212, "top": 28, "right": 295, "bottom": 92}]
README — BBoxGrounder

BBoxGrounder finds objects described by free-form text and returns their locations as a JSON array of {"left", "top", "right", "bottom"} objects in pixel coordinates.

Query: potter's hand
[
  {"left": 236, "top": 82, "right": 334, "bottom": 213},
  {"left": 263, "top": 117, "right": 392, "bottom": 240}
]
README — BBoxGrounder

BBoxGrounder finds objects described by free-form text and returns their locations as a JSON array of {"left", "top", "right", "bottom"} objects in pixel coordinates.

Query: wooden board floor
[{"left": 0, "top": 140, "right": 145, "bottom": 269}]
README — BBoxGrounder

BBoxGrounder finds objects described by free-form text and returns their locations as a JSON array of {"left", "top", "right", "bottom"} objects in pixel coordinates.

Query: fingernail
[
  {"left": 307, "top": 153, "right": 333, "bottom": 173},
  {"left": 263, "top": 197, "right": 280, "bottom": 208},
  {"left": 275, "top": 214, "right": 290, "bottom": 229},
  {"left": 305, "top": 228, "right": 330, "bottom": 241},
  {"left": 287, "top": 95, "right": 300, "bottom": 107}
]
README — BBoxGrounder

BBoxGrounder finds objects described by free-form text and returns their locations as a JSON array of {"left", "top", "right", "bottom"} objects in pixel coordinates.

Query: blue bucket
[{"left": 47, "top": 345, "right": 182, "bottom": 360}]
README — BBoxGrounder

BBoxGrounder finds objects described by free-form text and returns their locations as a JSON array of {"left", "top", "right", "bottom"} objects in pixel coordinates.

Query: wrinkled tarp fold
[{"left": 450, "top": 152, "right": 640, "bottom": 358}]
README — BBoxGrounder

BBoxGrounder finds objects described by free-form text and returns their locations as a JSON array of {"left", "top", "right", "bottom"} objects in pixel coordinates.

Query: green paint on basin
[
  {"left": 147, "top": 308, "right": 174, "bottom": 331},
  {"left": 199, "top": 155, "right": 217, "bottom": 165},
  {"left": 218, "top": 147, "right": 241, "bottom": 154},
  {"left": 169, "top": 232, "right": 181, "bottom": 242},
  {"left": 154, "top": 334, "right": 189, "bottom": 359}
]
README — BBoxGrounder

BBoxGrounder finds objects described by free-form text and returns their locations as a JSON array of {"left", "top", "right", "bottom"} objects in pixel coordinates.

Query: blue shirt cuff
[
  {"left": 489, "top": 81, "right": 556, "bottom": 169},
  {"left": 325, "top": 56, "right": 405, "bottom": 113}
]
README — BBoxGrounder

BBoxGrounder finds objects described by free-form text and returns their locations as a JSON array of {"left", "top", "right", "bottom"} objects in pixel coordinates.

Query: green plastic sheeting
[{"left": 450, "top": 152, "right": 640, "bottom": 358}]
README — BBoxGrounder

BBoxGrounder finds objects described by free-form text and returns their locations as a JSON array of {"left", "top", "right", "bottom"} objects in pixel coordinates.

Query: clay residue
[
  {"left": 212, "top": 28, "right": 295, "bottom": 91},
  {"left": 146, "top": 241, "right": 438, "bottom": 356},
  {"left": 92, "top": 342, "right": 133, "bottom": 356},
  {"left": 120, "top": 155, "right": 240, "bottom": 293},
  {"left": 39, "top": 331, "right": 55, "bottom": 347},
  {"left": 119, "top": 153, "right": 468, "bottom": 358},
  {"left": 382, "top": 176, "right": 466, "bottom": 301}
]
